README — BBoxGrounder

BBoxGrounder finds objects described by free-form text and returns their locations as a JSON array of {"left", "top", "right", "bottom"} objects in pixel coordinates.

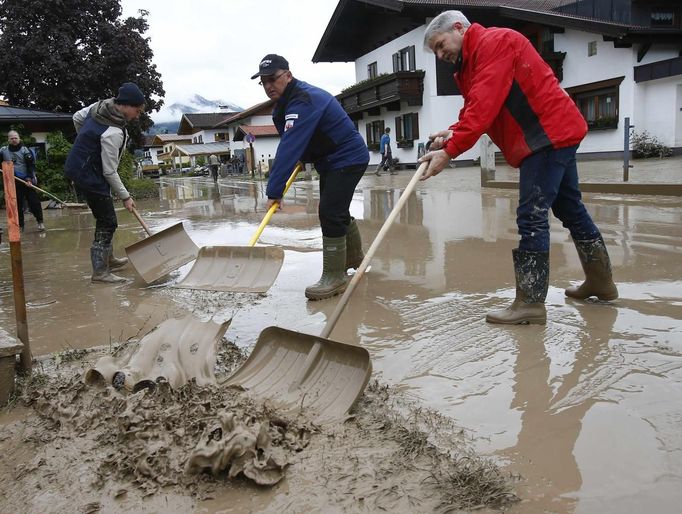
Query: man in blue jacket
[
  {"left": 252, "top": 54, "right": 370, "bottom": 300},
  {"left": 1, "top": 130, "right": 45, "bottom": 232},
  {"left": 64, "top": 82, "right": 144, "bottom": 284},
  {"left": 375, "top": 127, "right": 392, "bottom": 176}
]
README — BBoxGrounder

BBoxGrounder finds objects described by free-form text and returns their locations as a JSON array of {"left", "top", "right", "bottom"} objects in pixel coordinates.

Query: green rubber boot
[
  {"left": 345, "top": 218, "right": 364, "bottom": 270},
  {"left": 91, "top": 243, "right": 127, "bottom": 284},
  {"left": 305, "top": 236, "right": 348, "bottom": 301},
  {"left": 486, "top": 249, "right": 549, "bottom": 325},
  {"left": 565, "top": 236, "right": 618, "bottom": 301}
]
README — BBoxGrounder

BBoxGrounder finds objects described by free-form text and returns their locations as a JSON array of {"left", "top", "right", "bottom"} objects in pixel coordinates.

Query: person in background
[
  {"left": 375, "top": 127, "right": 393, "bottom": 176},
  {"left": 1, "top": 130, "right": 45, "bottom": 232},
  {"left": 420, "top": 10, "right": 618, "bottom": 325},
  {"left": 64, "top": 82, "right": 144, "bottom": 284},
  {"left": 209, "top": 153, "right": 220, "bottom": 182},
  {"left": 251, "top": 53, "right": 369, "bottom": 300}
]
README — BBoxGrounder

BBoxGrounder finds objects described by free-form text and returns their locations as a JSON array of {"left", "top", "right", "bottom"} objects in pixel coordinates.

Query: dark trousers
[
  {"left": 377, "top": 151, "right": 392, "bottom": 171},
  {"left": 78, "top": 188, "right": 118, "bottom": 248},
  {"left": 318, "top": 164, "right": 367, "bottom": 237},
  {"left": 517, "top": 145, "right": 600, "bottom": 252},
  {"left": 15, "top": 179, "right": 43, "bottom": 228}
]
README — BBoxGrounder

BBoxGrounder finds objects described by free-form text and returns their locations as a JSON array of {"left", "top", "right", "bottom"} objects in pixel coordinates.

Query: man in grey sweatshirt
[{"left": 65, "top": 82, "right": 144, "bottom": 283}]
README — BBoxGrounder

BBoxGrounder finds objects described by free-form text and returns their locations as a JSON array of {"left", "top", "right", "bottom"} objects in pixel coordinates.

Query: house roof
[
  {"left": 177, "top": 112, "right": 239, "bottom": 135},
  {"left": 152, "top": 134, "right": 193, "bottom": 145},
  {"left": 313, "top": 0, "right": 682, "bottom": 62},
  {"left": 233, "top": 125, "right": 279, "bottom": 141},
  {"left": 172, "top": 142, "right": 233, "bottom": 157},
  {"left": 212, "top": 100, "right": 275, "bottom": 128},
  {"left": 143, "top": 134, "right": 159, "bottom": 147},
  {"left": 0, "top": 105, "right": 73, "bottom": 122}
]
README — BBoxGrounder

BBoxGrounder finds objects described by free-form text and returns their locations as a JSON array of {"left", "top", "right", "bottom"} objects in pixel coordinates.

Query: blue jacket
[
  {"left": 1, "top": 144, "right": 35, "bottom": 180},
  {"left": 268, "top": 79, "right": 369, "bottom": 199},
  {"left": 379, "top": 133, "right": 391, "bottom": 154},
  {"left": 64, "top": 101, "right": 130, "bottom": 199}
]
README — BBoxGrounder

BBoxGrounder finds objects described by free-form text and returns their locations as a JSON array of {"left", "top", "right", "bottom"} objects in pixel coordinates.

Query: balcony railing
[{"left": 336, "top": 71, "right": 426, "bottom": 115}]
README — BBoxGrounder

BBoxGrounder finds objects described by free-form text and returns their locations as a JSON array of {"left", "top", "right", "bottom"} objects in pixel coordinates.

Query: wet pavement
[{"left": 1, "top": 160, "right": 682, "bottom": 513}]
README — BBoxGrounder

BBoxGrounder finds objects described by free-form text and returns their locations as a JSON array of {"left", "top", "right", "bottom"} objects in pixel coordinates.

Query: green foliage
[
  {"left": 128, "top": 177, "right": 158, "bottom": 199},
  {"left": 196, "top": 156, "right": 206, "bottom": 166},
  {"left": 341, "top": 74, "right": 390, "bottom": 95},
  {"left": 0, "top": 1, "right": 165, "bottom": 146},
  {"left": 630, "top": 131, "right": 673, "bottom": 159},
  {"left": 36, "top": 131, "right": 74, "bottom": 200}
]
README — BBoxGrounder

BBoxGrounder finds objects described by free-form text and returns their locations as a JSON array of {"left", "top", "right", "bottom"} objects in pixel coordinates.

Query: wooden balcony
[{"left": 336, "top": 71, "right": 426, "bottom": 117}]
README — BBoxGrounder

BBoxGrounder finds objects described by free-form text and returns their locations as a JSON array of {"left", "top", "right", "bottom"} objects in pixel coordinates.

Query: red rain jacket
[{"left": 444, "top": 23, "right": 587, "bottom": 168}]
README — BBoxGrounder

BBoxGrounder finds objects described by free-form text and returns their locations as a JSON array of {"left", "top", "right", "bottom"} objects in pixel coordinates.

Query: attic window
[
  {"left": 588, "top": 41, "right": 597, "bottom": 57},
  {"left": 651, "top": 10, "right": 676, "bottom": 27}
]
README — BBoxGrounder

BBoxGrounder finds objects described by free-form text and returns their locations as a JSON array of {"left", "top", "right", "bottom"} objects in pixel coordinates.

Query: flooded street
[{"left": 2, "top": 164, "right": 682, "bottom": 513}]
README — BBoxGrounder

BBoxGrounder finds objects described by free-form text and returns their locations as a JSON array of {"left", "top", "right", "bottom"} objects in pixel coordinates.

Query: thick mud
[{"left": 2, "top": 158, "right": 682, "bottom": 512}]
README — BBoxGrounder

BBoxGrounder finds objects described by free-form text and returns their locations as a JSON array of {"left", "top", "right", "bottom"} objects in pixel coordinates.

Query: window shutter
[
  {"left": 411, "top": 113, "right": 419, "bottom": 139},
  {"left": 392, "top": 52, "right": 399, "bottom": 73},
  {"left": 395, "top": 116, "right": 402, "bottom": 140},
  {"left": 366, "top": 123, "right": 372, "bottom": 144},
  {"left": 408, "top": 46, "right": 416, "bottom": 71}
]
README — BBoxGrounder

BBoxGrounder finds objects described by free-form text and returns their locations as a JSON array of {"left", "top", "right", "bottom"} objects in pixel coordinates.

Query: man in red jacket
[{"left": 420, "top": 10, "right": 618, "bottom": 325}]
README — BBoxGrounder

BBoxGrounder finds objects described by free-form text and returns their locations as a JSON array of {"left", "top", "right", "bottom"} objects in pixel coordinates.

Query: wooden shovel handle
[
  {"left": 14, "top": 175, "right": 67, "bottom": 205},
  {"left": 131, "top": 207, "right": 153, "bottom": 237},
  {"left": 321, "top": 162, "right": 428, "bottom": 338},
  {"left": 247, "top": 163, "right": 302, "bottom": 247}
]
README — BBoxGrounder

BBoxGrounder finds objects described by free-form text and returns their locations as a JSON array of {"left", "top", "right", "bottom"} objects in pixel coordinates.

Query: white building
[{"left": 313, "top": 0, "right": 682, "bottom": 166}]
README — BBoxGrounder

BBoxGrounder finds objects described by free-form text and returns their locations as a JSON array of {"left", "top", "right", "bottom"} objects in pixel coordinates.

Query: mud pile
[{"left": 0, "top": 340, "right": 519, "bottom": 513}]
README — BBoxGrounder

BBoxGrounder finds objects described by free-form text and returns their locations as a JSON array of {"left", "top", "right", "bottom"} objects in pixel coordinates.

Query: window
[
  {"left": 565, "top": 77, "right": 624, "bottom": 130},
  {"left": 651, "top": 9, "right": 677, "bottom": 27},
  {"left": 367, "top": 61, "right": 378, "bottom": 80},
  {"left": 214, "top": 132, "right": 228, "bottom": 142},
  {"left": 395, "top": 113, "right": 420, "bottom": 146},
  {"left": 392, "top": 46, "right": 416, "bottom": 72},
  {"left": 365, "top": 120, "right": 385, "bottom": 150},
  {"left": 588, "top": 41, "right": 597, "bottom": 57},
  {"left": 435, "top": 58, "right": 461, "bottom": 96}
]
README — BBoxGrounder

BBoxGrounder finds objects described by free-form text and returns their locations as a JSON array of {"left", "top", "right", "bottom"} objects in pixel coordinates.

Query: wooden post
[
  {"left": 480, "top": 134, "right": 496, "bottom": 185},
  {"left": 1, "top": 161, "right": 32, "bottom": 371}
]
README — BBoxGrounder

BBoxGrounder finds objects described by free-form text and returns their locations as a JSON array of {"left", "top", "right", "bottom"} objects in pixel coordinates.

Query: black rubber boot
[
  {"left": 305, "top": 236, "right": 348, "bottom": 300},
  {"left": 486, "top": 249, "right": 549, "bottom": 325},
  {"left": 91, "top": 243, "right": 126, "bottom": 284},
  {"left": 565, "top": 236, "right": 618, "bottom": 301},
  {"left": 345, "top": 218, "right": 364, "bottom": 270}
]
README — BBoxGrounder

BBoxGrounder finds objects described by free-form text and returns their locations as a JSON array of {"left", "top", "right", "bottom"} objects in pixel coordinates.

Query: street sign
[{"left": 245, "top": 132, "right": 256, "bottom": 144}]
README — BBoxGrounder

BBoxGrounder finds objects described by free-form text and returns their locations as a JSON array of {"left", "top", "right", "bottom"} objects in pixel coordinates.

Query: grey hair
[
  {"left": 7, "top": 130, "right": 19, "bottom": 138},
  {"left": 423, "top": 10, "right": 471, "bottom": 51}
]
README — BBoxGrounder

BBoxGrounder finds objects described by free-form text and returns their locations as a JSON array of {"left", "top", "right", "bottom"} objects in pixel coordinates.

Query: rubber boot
[
  {"left": 305, "top": 236, "right": 348, "bottom": 300},
  {"left": 91, "top": 243, "right": 127, "bottom": 284},
  {"left": 345, "top": 219, "right": 364, "bottom": 270},
  {"left": 565, "top": 236, "right": 618, "bottom": 301},
  {"left": 108, "top": 247, "right": 129, "bottom": 271},
  {"left": 486, "top": 249, "right": 549, "bottom": 325}
]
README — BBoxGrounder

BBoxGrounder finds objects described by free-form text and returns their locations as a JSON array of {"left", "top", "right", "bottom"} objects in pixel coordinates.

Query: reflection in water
[{"left": 501, "top": 303, "right": 618, "bottom": 513}]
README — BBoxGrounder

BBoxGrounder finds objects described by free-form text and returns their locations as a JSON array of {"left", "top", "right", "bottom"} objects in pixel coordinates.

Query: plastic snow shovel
[
  {"left": 14, "top": 175, "right": 86, "bottom": 208},
  {"left": 174, "top": 164, "right": 302, "bottom": 293},
  {"left": 125, "top": 207, "right": 199, "bottom": 284},
  {"left": 222, "top": 162, "right": 429, "bottom": 424}
]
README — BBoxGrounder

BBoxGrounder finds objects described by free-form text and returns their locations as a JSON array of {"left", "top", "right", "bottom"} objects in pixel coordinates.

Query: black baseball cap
[{"left": 251, "top": 54, "right": 289, "bottom": 80}]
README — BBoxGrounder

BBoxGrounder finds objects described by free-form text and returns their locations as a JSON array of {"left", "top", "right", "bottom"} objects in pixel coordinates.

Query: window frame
[
  {"left": 367, "top": 61, "right": 378, "bottom": 80},
  {"left": 565, "top": 77, "right": 624, "bottom": 131},
  {"left": 392, "top": 45, "right": 416, "bottom": 72},
  {"left": 394, "top": 113, "right": 420, "bottom": 146}
]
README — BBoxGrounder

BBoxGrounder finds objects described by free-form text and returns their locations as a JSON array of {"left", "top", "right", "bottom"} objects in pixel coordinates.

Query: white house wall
[
  {"left": 352, "top": 23, "right": 681, "bottom": 164},
  {"left": 354, "top": 26, "right": 478, "bottom": 166}
]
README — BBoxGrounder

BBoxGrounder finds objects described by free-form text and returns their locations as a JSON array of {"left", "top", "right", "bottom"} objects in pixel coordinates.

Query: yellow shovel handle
[{"left": 247, "top": 163, "right": 302, "bottom": 247}]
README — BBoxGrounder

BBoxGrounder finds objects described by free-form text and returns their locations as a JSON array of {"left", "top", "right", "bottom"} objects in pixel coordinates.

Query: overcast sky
[{"left": 120, "top": 0, "right": 355, "bottom": 122}]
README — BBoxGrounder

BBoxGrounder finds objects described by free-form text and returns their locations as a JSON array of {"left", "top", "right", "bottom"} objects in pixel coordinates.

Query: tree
[{"left": 0, "top": 0, "right": 164, "bottom": 145}]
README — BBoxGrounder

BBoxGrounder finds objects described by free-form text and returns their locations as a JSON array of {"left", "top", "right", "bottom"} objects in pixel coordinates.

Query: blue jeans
[{"left": 517, "top": 145, "right": 600, "bottom": 252}]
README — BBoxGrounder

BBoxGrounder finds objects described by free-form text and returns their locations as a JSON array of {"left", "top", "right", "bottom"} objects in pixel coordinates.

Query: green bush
[
  {"left": 631, "top": 131, "right": 673, "bottom": 159},
  {"left": 128, "top": 177, "right": 159, "bottom": 198}
]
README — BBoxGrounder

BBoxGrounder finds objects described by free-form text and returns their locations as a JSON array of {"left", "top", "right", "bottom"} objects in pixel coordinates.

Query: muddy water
[{"left": 2, "top": 166, "right": 682, "bottom": 512}]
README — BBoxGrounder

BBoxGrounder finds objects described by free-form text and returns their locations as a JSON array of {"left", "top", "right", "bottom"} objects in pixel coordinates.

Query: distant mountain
[
  {"left": 147, "top": 121, "right": 180, "bottom": 135},
  {"left": 149, "top": 94, "right": 242, "bottom": 134},
  {"left": 167, "top": 94, "right": 242, "bottom": 117}
]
